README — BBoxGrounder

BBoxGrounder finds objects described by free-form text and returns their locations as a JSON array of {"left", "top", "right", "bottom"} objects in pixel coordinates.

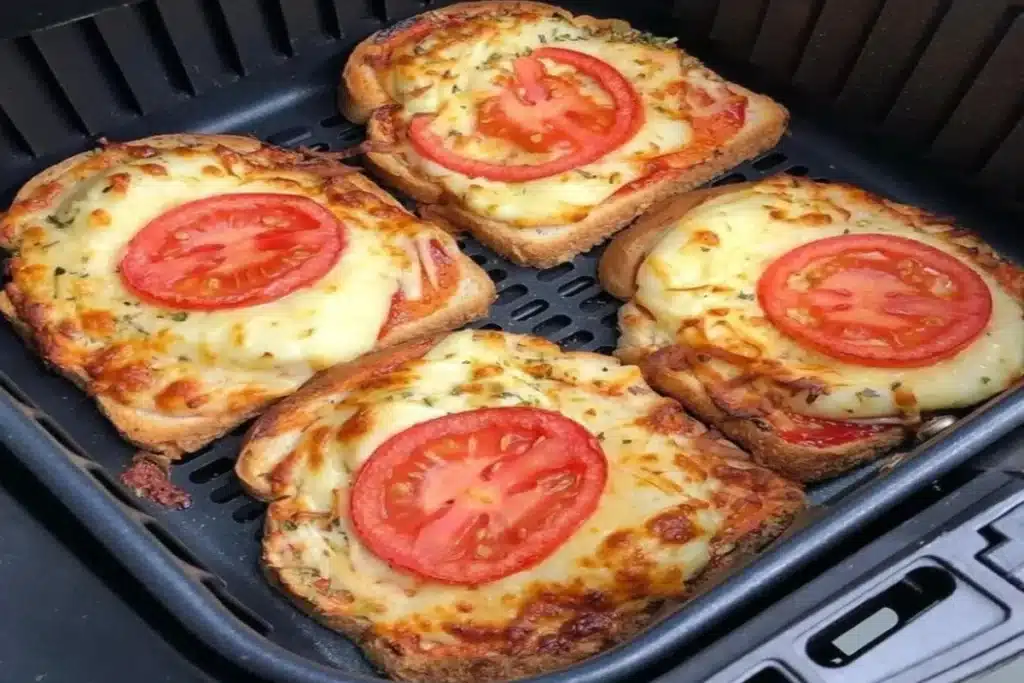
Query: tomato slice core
[
  {"left": 350, "top": 407, "right": 607, "bottom": 585},
  {"left": 407, "top": 47, "right": 644, "bottom": 182},
  {"left": 773, "top": 412, "right": 894, "bottom": 448},
  {"left": 120, "top": 193, "right": 345, "bottom": 310},
  {"left": 758, "top": 234, "right": 992, "bottom": 367}
]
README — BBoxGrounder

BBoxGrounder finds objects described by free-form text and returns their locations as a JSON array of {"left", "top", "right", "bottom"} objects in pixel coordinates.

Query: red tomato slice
[
  {"left": 350, "top": 407, "right": 607, "bottom": 585},
  {"left": 378, "top": 240, "right": 458, "bottom": 338},
  {"left": 120, "top": 193, "right": 345, "bottom": 310},
  {"left": 773, "top": 412, "right": 893, "bottom": 448},
  {"left": 407, "top": 47, "right": 644, "bottom": 182},
  {"left": 613, "top": 81, "right": 747, "bottom": 198},
  {"left": 758, "top": 234, "right": 992, "bottom": 367}
]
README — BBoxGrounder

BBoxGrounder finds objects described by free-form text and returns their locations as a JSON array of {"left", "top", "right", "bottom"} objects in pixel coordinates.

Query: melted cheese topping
[
  {"left": 259, "top": 330, "right": 799, "bottom": 644},
  {"left": 635, "top": 180, "right": 1024, "bottom": 419},
  {"left": 2, "top": 141, "right": 463, "bottom": 422},
  {"left": 35, "top": 155, "right": 396, "bottom": 372},
  {"left": 381, "top": 12, "right": 758, "bottom": 226}
]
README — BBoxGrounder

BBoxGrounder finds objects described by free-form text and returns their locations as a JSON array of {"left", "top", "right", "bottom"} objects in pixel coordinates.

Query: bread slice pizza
[
  {"left": 0, "top": 134, "right": 494, "bottom": 458},
  {"left": 341, "top": 1, "right": 788, "bottom": 267},
  {"left": 236, "top": 329, "right": 804, "bottom": 682},
  {"left": 599, "top": 176, "right": 1024, "bottom": 482}
]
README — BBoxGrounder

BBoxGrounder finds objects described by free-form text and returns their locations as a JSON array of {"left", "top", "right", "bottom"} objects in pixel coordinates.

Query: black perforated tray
[{"left": 2, "top": 2, "right": 1024, "bottom": 683}]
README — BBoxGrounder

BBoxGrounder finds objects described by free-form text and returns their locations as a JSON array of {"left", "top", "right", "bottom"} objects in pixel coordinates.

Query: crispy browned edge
[
  {"left": 0, "top": 134, "right": 496, "bottom": 458},
  {"left": 238, "top": 334, "right": 804, "bottom": 682},
  {"left": 597, "top": 181, "right": 908, "bottom": 482},
  {"left": 340, "top": 1, "right": 790, "bottom": 268}
]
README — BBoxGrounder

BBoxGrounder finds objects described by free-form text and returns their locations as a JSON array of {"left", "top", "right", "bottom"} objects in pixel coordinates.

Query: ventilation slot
[
  {"left": 94, "top": 2, "right": 192, "bottom": 113},
  {"left": 559, "top": 330, "right": 594, "bottom": 350},
  {"left": 470, "top": 253, "right": 488, "bottom": 266},
  {"left": 556, "top": 276, "right": 596, "bottom": 297},
  {"left": 787, "top": 165, "right": 810, "bottom": 176},
  {"left": 580, "top": 292, "right": 617, "bottom": 313},
  {"left": 511, "top": 299, "right": 549, "bottom": 322},
  {"left": 175, "top": 443, "right": 216, "bottom": 467},
  {"left": 537, "top": 262, "right": 574, "bottom": 281},
  {"left": 144, "top": 520, "right": 211, "bottom": 572},
  {"left": 202, "top": 577, "right": 273, "bottom": 635},
  {"left": 487, "top": 267, "right": 507, "bottom": 284},
  {"left": 314, "top": 0, "right": 343, "bottom": 40},
  {"left": 532, "top": 315, "right": 571, "bottom": 337},
  {"left": 0, "top": 36, "right": 87, "bottom": 155},
  {"left": 211, "top": 480, "right": 246, "bottom": 504},
  {"left": 189, "top": 457, "right": 235, "bottom": 484},
  {"left": 232, "top": 500, "right": 266, "bottom": 523},
  {"left": 494, "top": 284, "right": 528, "bottom": 306}
]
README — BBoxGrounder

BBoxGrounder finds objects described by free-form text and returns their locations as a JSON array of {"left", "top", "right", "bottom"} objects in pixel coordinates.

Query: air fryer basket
[{"left": 1, "top": 1, "right": 1023, "bottom": 682}]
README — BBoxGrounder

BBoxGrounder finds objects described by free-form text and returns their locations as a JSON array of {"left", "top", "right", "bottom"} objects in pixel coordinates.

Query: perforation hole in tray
[
  {"left": 559, "top": 330, "right": 595, "bottom": 350},
  {"left": 532, "top": 315, "right": 572, "bottom": 336},
  {"left": 557, "top": 276, "right": 597, "bottom": 297},
  {"left": 494, "top": 284, "right": 528, "bottom": 306},
  {"left": 537, "top": 262, "right": 575, "bottom": 281},
  {"left": 232, "top": 500, "right": 267, "bottom": 524},
  {"left": 210, "top": 480, "right": 246, "bottom": 504},
  {"left": 189, "top": 457, "right": 236, "bottom": 485}
]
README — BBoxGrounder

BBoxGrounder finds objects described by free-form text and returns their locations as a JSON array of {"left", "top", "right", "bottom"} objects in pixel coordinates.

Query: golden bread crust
[
  {"left": 0, "top": 134, "right": 494, "bottom": 457},
  {"left": 238, "top": 331, "right": 805, "bottom": 682},
  {"left": 600, "top": 175, "right": 1024, "bottom": 481},
  {"left": 342, "top": 1, "right": 789, "bottom": 267}
]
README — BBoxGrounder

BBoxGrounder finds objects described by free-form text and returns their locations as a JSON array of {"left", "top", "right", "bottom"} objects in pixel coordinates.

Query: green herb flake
[
  {"left": 170, "top": 312, "right": 189, "bottom": 322},
  {"left": 982, "top": 376, "right": 991, "bottom": 384},
  {"left": 856, "top": 388, "right": 880, "bottom": 399}
]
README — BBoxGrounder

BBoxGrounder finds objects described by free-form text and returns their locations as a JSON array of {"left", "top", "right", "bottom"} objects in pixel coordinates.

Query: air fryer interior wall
[{"left": 0, "top": 1, "right": 1022, "bottom": 681}]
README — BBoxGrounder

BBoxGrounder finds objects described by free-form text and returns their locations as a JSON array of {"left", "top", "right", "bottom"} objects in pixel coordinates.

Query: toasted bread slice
[
  {"left": 0, "top": 134, "right": 495, "bottom": 458},
  {"left": 237, "top": 329, "right": 804, "bottom": 682},
  {"left": 599, "top": 175, "right": 1024, "bottom": 482},
  {"left": 341, "top": 1, "right": 788, "bottom": 267}
]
